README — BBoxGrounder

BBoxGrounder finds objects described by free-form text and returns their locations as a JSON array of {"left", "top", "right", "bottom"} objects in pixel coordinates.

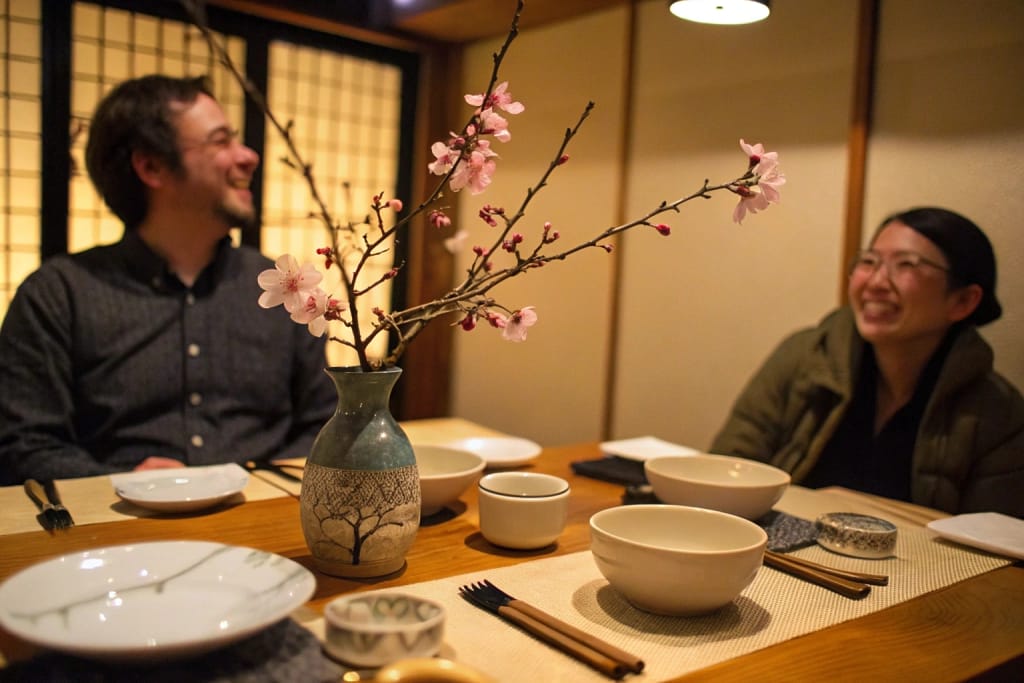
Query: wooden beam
[
  {"left": 840, "top": 0, "right": 879, "bottom": 301},
  {"left": 600, "top": 0, "right": 639, "bottom": 441}
]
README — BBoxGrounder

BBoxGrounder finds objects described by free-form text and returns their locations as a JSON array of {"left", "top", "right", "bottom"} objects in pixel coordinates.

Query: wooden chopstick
[
  {"left": 493, "top": 604, "right": 631, "bottom": 679},
  {"left": 765, "top": 550, "right": 889, "bottom": 585},
  {"left": 504, "top": 598, "right": 644, "bottom": 674},
  {"left": 763, "top": 551, "right": 872, "bottom": 599}
]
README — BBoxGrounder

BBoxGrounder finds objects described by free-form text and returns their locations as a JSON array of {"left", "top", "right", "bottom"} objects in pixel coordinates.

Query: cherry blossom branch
[
  {"left": 183, "top": 0, "right": 784, "bottom": 370},
  {"left": 181, "top": 0, "right": 533, "bottom": 370}
]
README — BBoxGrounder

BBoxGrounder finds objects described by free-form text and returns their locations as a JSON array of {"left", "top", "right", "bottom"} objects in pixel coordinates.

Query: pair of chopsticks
[
  {"left": 763, "top": 550, "right": 888, "bottom": 599},
  {"left": 459, "top": 580, "right": 643, "bottom": 679},
  {"left": 23, "top": 479, "right": 75, "bottom": 531}
]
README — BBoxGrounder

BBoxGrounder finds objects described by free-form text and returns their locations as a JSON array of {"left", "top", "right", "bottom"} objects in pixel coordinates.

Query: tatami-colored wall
[{"left": 449, "top": 0, "right": 1023, "bottom": 448}]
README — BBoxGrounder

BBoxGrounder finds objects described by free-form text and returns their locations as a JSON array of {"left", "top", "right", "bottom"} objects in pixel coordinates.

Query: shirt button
[
  {"left": 189, "top": 392, "right": 202, "bottom": 406},
  {"left": 188, "top": 343, "right": 201, "bottom": 357},
  {"left": 185, "top": 293, "right": 196, "bottom": 305},
  {"left": 191, "top": 434, "right": 204, "bottom": 448}
]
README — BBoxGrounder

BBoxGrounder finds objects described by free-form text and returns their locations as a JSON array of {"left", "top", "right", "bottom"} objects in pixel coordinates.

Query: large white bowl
[
  {"left": 415, "top": 445, "right": 486, "bottom": 516},
  {"left": 644, "top": 454, "right": 790, "bottom": 520},
  {"left": 590, "top": 504, "right": 767, "bottom": 616}
]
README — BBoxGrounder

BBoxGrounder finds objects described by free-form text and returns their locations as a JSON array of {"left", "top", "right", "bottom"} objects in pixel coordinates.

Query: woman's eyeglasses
[{"left": 850, "top": 250, "right": 950, "bottom": 278}]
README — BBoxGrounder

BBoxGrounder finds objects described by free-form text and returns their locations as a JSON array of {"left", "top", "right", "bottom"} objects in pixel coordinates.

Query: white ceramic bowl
[
  {"left": 644, "top": 454, "right": 791, "bottom": 520},
  {"left": 415, "top": 445, "right": 486, "bottom": 516},
  {"left": 323, "top": 591, "right": 446, "bottom": 668},
  {"left": 590, "top": 504, "right": 767, "bottom": 616}
]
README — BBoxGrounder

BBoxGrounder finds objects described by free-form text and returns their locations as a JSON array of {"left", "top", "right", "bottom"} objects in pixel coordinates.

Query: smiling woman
[{"left": 712, "top": 207, "right": 1024, "bottom": 518}]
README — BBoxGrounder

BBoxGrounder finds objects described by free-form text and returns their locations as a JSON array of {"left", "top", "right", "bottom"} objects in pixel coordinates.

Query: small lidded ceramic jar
[{"left": 815, "top": 512, "right": 897, "bottom": 558}]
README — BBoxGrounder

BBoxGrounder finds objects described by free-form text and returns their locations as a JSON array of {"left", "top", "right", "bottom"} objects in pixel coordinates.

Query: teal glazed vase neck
[
  {"left": 300, "top": 366, "right": 420, "bottom": 578},
  {"left": 319, "top": 366, "right": 408, "bottom": 470}
]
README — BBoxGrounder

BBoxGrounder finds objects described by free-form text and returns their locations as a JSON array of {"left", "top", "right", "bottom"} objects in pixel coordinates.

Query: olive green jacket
[{"left": 711, "top": 308, "right": 1024, "bottom": 517}]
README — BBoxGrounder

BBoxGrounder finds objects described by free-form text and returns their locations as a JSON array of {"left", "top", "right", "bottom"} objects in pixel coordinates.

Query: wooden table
[{"left": 1, "top": 439, "right": 1021, "bottom": 680}]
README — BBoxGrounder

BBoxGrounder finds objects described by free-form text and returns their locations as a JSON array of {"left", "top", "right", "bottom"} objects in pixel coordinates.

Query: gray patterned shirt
[{"left": 0, "top": 232, "right": 335, "bottom": 484}]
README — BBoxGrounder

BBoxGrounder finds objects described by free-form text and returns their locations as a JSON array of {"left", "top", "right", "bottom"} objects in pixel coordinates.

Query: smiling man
[{"left": 0, "top": 75, "right": 334, "bottom": 483}]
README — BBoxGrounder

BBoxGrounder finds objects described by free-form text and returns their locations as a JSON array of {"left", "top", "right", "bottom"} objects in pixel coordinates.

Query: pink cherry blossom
[
  {"left": 479, "top": 108, "right": 511, "bottom": 142},
  {"left": 740, "top": 139, "right": 766, "bottom": 165},
  {"left": 428, "top": 142, "right": 458, "bottom": 176},
  {"left": 289, "top": 287, "right": 328, "bottom": 336},
  {"left": 450, "top": 149, "right": 497, "bottom": 194},
  {"left": 733, "top": 139, "right": 786, "bottom": 224},
  {"left": 465, "top": 81, "right": 524, "bottom": 115},
  {"left": 501, "top": 306, "right": 538, "bottom": 342},
  {"left": 257, "top": 254, "right": 323, "bottom": 313}
]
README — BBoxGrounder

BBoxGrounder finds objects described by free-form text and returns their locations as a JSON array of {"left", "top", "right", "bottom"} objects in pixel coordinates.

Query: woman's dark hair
[
  {"left": 874, "top": 207, "right": 1002, "bottom": 326},
  {"left": 84, "top": 75, "right": 213, "bottom": 230}
]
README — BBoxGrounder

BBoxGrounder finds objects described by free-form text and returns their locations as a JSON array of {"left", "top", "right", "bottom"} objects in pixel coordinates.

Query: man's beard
[{"left": 215, "top": 199, "right": 255, "bottom": 230}]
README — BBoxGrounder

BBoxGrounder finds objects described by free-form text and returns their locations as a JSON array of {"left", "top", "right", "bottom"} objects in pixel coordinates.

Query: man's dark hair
[{"left": 84, "top": 74, "right": 214, "bottom": 230}]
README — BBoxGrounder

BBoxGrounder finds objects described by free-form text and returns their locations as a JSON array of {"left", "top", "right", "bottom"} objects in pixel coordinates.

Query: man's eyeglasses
[{"left": 850, "top": 250, "right": 950, "bottom": 278}]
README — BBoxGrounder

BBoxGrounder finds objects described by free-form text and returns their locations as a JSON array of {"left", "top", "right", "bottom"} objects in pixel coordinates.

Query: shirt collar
[{"left": 118, "top": 230, "right": 234, "bottom": 294}]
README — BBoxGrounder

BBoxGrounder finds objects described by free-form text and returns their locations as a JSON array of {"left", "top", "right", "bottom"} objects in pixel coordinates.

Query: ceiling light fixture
[{"left": 668, "top": 0, "right": 771, "bottom": 26}]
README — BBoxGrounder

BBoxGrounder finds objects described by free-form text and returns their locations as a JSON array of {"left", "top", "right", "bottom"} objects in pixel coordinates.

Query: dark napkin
[
  {"left": 755, "top": 509, "right": 819, "bottom": 552},
  {"left": 615, "top": 484, "right": 819, "bottom": 553},
  {"left": 571, "top": 456, "right": 647, "bottom": 486},
  {"left": 0, "top": 618, "right": 339, "bottom": 683}
]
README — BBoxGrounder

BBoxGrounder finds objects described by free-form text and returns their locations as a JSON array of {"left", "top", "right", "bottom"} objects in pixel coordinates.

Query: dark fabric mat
[
  {"left": 571, "top": 456, "right": 647, "bottom": 486},
  {"left": 0, "top": 618, "right": 340, "bottom": 683},
  {"left": 755, "top": 509, "right": 819, "bottom": 552}
]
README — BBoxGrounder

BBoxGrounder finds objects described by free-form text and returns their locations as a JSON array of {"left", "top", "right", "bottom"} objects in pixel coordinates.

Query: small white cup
[{"left": 477, "top": 472, "right": 570, "bottom": 549}]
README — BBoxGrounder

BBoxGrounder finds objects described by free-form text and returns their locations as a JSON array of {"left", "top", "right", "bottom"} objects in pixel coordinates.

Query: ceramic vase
[{"left": 300, "top": 366, "right": 420, "bottom": 578}]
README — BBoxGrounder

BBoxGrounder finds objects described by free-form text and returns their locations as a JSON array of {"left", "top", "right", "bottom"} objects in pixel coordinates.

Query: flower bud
[
  {"left": 429, "top": 210, "right": 451, "bottom": 229},
  {"left": 655, "top": 223, "right": 671, "bottom": 236}
]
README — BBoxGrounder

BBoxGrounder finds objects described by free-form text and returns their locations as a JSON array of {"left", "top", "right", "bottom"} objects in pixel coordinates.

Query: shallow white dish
[
  {"left": 439, "top": 436, "right": 542, "bottom": 468},
  {"left": 927, "top": 512, "right": 1024, "bottom": 560},
  {"left": 599, "top": 436, "right": 698, "bottom": 461},
  {"left": 0, "top": 540, "right": 315, "bottom": 662},
  {"left": 111, "top": 463, "right": 250, "bottom": 512}
]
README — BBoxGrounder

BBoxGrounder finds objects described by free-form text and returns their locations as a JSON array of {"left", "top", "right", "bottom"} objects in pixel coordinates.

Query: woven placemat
[
  {"left": 303, "top": 528, "right": 1008, "bottom": 682},
  {"left": 0, "top": 474, "right": 289, "bottom": 535},
  {"left": 302, "top": 485, "right": 1011, "bottom": 682}
]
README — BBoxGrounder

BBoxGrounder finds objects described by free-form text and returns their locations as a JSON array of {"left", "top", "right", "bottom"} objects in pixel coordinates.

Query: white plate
[
  {"left": 111, "top": 463, "right": 250, "bottom": 512},
  {"left": 439, "top": 436, "right": 542, "bottom": 468},
  {"left": 599, "top": 436, "right": 699, "bottom": 461},
  {"left": 926, "top": 512, "right": 1024, "bottom": 560},
  {"left": 0, "top": 540, "right": 316, "bottom": 662}
]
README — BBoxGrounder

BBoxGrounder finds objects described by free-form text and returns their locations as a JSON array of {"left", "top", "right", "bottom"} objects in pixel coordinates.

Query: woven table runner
[{"left": 302, "top": 487, "right": 1012, "bottom": 682}]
